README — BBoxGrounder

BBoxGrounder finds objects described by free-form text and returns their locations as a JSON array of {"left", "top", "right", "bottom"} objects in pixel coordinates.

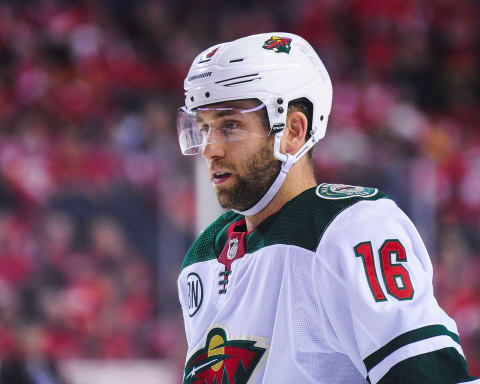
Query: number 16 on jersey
[{"left": 354, "top": 239, "right": 414, "bottom": 302}]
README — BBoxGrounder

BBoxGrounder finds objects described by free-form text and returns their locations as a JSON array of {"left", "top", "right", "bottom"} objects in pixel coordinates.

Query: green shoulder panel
[
  {"left": 181, "top": 210, "right": 241, "bottom": 271},
  {"left": 247, "top": 184, "right": 388, "bottom": 253},
  {"left": 181, "top": 184, "right": 388, "bottom": 271}
]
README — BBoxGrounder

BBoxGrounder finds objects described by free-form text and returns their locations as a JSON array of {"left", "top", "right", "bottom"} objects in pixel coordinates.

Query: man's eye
[
  {"left": 200, "top": 125, "right": 209, "bottom": 136},
  {"left": 221, "top": 121, "right": 239, "bottom": 131}
]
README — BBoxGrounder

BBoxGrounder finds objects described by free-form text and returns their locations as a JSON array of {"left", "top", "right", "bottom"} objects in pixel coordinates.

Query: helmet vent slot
[
  {"left": 223, "top": 78, "right": 261, "bottom": 87},
  {"left": 229, "top": 58, "right": 244, "bottom": 63},
  {"left": 215, "top": 73, "right": 258, "bottom": 84},
  {"left": 198, "top": 59, "right": 211, "bottom": 64}
]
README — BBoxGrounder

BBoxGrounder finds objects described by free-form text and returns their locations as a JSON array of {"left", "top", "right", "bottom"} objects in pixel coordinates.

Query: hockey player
[{"left": 176, "top": 33, "right": 479, "bottom": 384}]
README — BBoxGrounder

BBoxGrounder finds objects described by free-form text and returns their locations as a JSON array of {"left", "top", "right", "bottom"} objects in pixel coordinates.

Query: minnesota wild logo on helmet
[
  {"left": 183, "top": 327, "right": 267, "bottom": 384},
  {"left": 262, "top": 36, "right": 292, "bottom": 54}
]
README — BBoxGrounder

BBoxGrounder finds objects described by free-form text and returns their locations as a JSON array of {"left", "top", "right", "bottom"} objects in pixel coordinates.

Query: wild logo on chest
[{"left": 183, "top": 326, "right": 268, "bottom": 384}]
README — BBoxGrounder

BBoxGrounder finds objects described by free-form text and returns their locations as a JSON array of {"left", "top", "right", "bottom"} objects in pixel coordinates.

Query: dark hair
[{"left": 288, "top": 97, "right": 314, "bottom": 159}]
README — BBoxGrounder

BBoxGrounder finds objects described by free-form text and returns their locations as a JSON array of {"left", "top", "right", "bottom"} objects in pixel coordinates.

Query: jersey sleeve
[
  {"left": 313, "top": 198, "right": 478, "bottom": 384},
  {"left": 178, "top": 273, "right": 192, "bottom": 347}
]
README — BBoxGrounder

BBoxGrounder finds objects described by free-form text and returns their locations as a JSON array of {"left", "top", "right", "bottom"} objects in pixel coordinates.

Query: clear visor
[{"left": 177, "top": 101, "right": 270, "bottom": 155}]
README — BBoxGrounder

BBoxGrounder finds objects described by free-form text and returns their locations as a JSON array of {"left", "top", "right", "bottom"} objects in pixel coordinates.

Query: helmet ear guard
[{"left": 179, "top": 32, "right": 333, "bottom": 215}]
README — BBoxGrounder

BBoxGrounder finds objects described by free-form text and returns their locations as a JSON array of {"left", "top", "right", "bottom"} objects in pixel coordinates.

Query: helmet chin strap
[
  {"left": 232, "top": 129, "right": 297, "bottom": 216},
  {"left": 231, "top": 126, "right": 319, "bottom": 217},
  {"left": 232, "top": 154, "right": 295, "bottom": 216}
]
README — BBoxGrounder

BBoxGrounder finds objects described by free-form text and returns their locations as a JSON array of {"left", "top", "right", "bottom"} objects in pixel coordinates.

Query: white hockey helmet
[{"left": 178, "top": 33, "right": 333, "bottom": 216}]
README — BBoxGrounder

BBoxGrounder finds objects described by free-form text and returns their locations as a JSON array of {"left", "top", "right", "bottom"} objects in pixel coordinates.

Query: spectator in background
[
  {"left": 0, "top": 324, "right": 69, "bottom": 384},
  {"left": 0, "top": 0, "right": 476, "bottom": 378}
]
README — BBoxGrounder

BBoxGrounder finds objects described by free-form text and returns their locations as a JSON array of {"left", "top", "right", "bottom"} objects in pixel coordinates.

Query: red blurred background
[{"left": 0, "top": 0, "right": 478, "bottom": 381}]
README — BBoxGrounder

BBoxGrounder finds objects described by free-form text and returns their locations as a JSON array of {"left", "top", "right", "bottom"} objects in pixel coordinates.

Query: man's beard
[{"left": 214, "top": 139, "right": 281, "bottom": 212}]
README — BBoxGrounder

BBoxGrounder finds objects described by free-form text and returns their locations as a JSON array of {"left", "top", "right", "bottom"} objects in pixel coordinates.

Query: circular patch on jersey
[
  {"left": 316, "top": 183, "right": 378, "bottom": 200},
  {"left": 187, "top": 272, "right": 203, "bottom": 317}
]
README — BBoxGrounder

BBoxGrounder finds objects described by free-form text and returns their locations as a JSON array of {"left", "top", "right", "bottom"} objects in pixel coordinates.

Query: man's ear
[{"left": 281, "top": 111, "right": 308, "bottom": 155}]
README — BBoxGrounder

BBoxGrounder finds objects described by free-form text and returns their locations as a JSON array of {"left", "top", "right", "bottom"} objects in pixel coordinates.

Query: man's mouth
[{"left": 212, "top": 172, "right": 232, "bottom": 185}]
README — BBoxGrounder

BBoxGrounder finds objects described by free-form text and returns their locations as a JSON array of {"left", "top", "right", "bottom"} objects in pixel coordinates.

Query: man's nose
[{"left": 202, "top": 133, "right": 225, "bottom": 160}]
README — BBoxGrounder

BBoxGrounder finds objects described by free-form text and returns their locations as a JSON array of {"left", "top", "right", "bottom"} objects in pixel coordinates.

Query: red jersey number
[{"left": 354, "top": 239, "right": 414, "bottom": 302}]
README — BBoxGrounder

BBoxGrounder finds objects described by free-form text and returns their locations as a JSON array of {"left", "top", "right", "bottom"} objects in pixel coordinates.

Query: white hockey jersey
[{"left": 178, "top": 184, "right": 478, "bottom": 384}]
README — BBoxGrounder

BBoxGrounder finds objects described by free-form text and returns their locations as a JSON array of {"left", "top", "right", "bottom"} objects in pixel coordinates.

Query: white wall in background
[
  {"left": 61, "top": 359, "right": 177, "bottom": 384},
  {"left": 195, "top": 156, "right": 223, "bottom": 236}
]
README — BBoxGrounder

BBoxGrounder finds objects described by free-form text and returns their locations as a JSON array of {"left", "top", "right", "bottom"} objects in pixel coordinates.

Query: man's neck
[{"left": 244, "top": 164, "right": 316, "bottom": 232}]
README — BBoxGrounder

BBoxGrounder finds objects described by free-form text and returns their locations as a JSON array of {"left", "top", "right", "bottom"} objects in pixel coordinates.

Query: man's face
[{"left": 198, "top": 100, "right": 281, "bottom": 211}]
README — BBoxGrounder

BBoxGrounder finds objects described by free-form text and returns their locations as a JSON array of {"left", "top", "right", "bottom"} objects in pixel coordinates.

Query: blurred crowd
[{"left": 0, "top": 0, "right": 478, "bottom": 379}]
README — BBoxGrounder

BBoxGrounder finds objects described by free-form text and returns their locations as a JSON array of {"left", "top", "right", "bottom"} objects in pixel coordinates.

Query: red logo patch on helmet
[
  {"left": 183, "top": 327, "right": 268, "bottom": 384},
  {"left": 206, "top": 47, "right": 219, "bottom": 58},
  {"left": 262, "top": 36, "right": 292, "bottom": 54}
]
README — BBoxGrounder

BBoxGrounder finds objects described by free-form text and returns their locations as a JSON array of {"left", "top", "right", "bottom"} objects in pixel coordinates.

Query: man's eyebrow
[
  {"left": 195, "top": 108, "right": 239, "bottom": 123},
  {"left": 215, "top": 109, "right": 238, "bottom": 118}
]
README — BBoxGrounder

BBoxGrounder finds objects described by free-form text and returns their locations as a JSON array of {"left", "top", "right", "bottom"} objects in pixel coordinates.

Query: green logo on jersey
[
  {"left": 184, "top": 327, "right": 267, "bottom": 384},
  {"left": 316, "top": 183, "right": 378, "bottom": 200}
]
